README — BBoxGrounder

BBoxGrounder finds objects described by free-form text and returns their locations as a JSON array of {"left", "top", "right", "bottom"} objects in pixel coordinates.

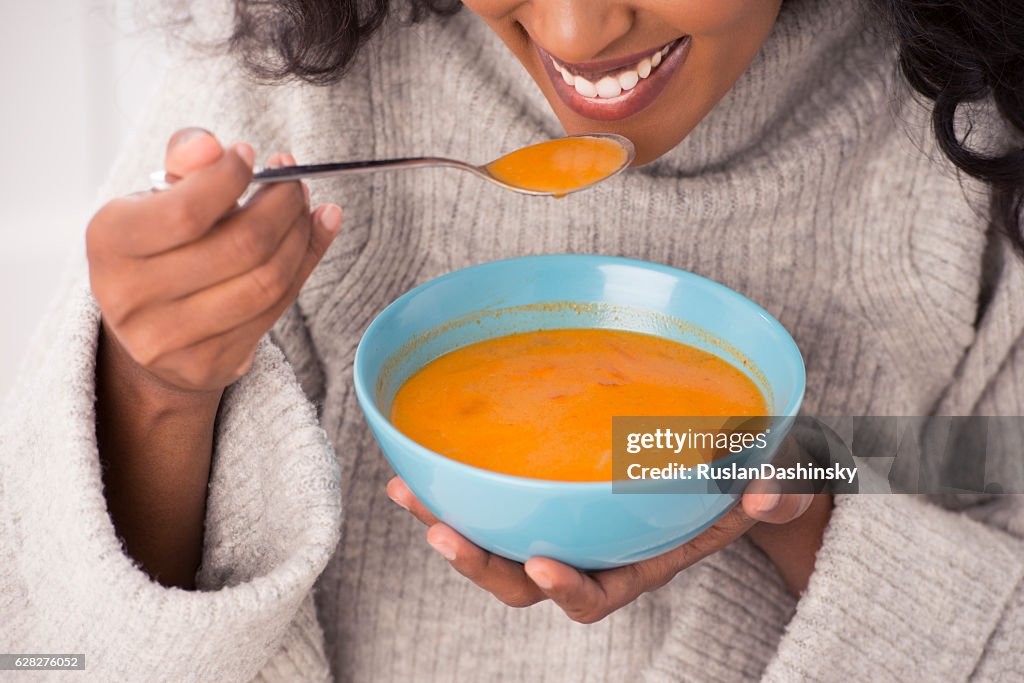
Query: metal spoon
[{"left": 150, "top": 133, "right": 634, "bottom": 197}]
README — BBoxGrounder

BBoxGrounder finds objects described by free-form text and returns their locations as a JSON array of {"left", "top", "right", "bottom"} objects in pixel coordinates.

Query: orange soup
[
  {"left": 484, "top": 137, "right": 627, "bottom": 195},
  {"left": 389, "top": 328, "right": 767, "bottom": 481}
]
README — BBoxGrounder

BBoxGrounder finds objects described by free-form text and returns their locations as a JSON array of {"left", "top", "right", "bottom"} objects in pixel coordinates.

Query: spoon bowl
[
  {"left": 479, "top": 133, "right": 634, "bottom": 196},
  {"left": 150, "top": 134, "right": 634, "bottom": 197}
]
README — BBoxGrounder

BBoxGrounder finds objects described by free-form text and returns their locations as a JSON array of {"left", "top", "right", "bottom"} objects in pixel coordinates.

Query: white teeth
[
  {"left": 617, "top": 70, "right": 639, "bottom": 91},
  {"left": 551, "top": 57, "right": 575, "bottom": 85},
  {"left": 554, "top": 40, "right": 676, "bottom": 98},
  {"left": 574, "top": 75, "right": 597, "bottom": 98},
  {"left": 595, "top": 76, "right": 622, "bottom": 98}
]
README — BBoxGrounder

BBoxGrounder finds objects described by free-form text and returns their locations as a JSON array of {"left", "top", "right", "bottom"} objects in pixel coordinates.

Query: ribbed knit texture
[{"left": 3, "top": 0, "right": 1024, "bottom": 680}]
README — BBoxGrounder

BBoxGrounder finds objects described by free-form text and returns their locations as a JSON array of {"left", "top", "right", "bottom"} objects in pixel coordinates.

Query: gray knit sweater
[{"left": 3, "top": 0, "right": 1023, "bottom": 680}]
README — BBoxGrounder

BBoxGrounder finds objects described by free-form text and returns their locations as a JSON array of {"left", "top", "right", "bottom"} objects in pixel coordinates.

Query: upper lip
[{"left": 535, "top": 38, "right": 683, "bottom": 74}]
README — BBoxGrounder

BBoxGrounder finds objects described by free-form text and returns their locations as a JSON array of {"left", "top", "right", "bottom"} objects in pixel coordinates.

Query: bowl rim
[{"left": 352, "top": 253, "right": 807, "bottom": 490}]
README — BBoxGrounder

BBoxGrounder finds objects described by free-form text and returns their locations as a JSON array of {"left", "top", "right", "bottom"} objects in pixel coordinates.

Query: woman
[{"left": 3, "top": 0, "right": 1022, "bottom": 680}]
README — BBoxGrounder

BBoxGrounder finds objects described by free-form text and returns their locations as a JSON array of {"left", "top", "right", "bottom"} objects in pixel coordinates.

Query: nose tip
[{"left": 525, "top": 2, "right": 633, "bottom": 65}]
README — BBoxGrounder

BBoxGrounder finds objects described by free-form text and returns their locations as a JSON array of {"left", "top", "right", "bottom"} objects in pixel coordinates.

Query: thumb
[
  {"left": 741, "top": 480, "right": 814, "bottom": 524},
  {"left": 164, "top": 127, "right": 224, "bottom": 179}
]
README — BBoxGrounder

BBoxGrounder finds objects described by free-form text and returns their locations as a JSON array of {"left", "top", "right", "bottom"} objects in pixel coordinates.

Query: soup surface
[
  {"left": 484, "top": 136, "right": 627, "bottom": 195},
  {"left": 389, "top": 328, "right": 767, "bottom": 481}
]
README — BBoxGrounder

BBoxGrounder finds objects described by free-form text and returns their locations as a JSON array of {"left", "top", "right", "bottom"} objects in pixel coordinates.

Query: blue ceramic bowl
[{"left": 353, "top": 255, "right": 805, "bottom": 570}]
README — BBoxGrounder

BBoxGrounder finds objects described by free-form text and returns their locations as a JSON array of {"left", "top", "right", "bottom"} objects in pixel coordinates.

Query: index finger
[
  {"left": 427, "top": 523, "right": 546, "bottom": 609},
  {"left": 524, "top": 557, "right": 635, "bottom": 624},
  {"left": 111, "top": 143, "right": 255, "bottom": 256},
  {"left": 524, "top": 502, "right": 756, "bottom": 623}
]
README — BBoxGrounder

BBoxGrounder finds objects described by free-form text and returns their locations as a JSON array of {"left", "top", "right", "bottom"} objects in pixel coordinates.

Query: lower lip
[{"left": 538, "top": 38, "right": 692, "bottom": 122}]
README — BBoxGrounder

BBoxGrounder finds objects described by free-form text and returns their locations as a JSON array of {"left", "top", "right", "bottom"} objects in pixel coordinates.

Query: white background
[{"left": 1, "top": 1, "right": 168, "bottom": 396}]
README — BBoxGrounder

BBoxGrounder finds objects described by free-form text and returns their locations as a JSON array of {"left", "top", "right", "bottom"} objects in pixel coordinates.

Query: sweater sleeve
[
  {"left": 0, "top": 270, "right": 341, "bottom": 682},
  {"left": 0, "top": 13, "right": 349, "bottom": 675},
  {"left": 761, "top": 241, "right": 1024, "bottom": 682}
]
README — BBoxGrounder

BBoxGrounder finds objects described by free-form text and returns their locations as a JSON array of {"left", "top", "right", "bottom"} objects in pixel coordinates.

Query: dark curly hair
[
  {"left": 229, "top": 0, "right": 460, "bottom": 85},
  {"left": 871, "top": 0, "right": 1024, "bottom": 257},
  {"left": 229, "top": 0, "right": 1024, "bottom": 255}
]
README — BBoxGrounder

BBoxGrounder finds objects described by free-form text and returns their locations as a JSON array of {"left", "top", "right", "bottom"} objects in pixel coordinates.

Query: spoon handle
[{"left": 149, "top": 156, "right": 478, "bottom": 191}]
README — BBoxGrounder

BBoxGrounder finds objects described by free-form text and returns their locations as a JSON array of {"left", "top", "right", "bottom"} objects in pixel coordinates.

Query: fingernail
[
  {"left": 428, "top": 539, "right": 456, "bottom": 562},
  {"left": 794, "top": 494, "right": 815, "bottom": 518},
  {"left": 388, "top": 494, "right": 409, "bottom": 512},
  {"left": 178, "top": 128, "right": 207, "bottom": 144},
  {"left": 173, "top": 128, "right": 212, "bottom": 152},
  {"left": 529, "top": 568, "right": 553, "bottom": 591},
  {"left": 754, "top": 493, "right": 781, "bottom": 514},
  {"left": 318, "top": 204, "right": 343, "bottom": 234},
  {"left": 282, "top": 152, "right": 297, "bottom": 166},
  {"left": 231, "top": 142, "right": 255, "bottom": 169}
]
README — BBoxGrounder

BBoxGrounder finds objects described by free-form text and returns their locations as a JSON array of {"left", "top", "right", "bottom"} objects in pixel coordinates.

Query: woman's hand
[
  {"left": 387, "top": 476, "right": 831, "bottom": 623},
  {"left": 89, "top": 128, "right": 342, "bottom": 588},
  {"left": 88, "top": 128, "right": 342, "bottom": 394}
]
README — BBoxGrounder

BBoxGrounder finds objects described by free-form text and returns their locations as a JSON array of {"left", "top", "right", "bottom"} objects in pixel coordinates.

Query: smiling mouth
[{"left": 536, "top": 37, "right": 692, "bottom": 122}]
